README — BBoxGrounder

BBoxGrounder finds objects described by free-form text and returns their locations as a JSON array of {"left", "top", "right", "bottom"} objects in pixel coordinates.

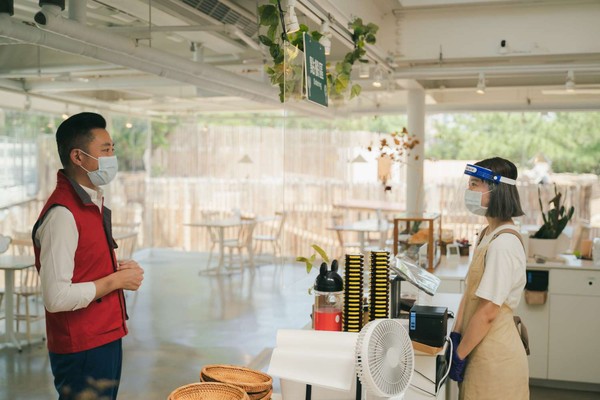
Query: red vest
[{"left": 33, "top": 170, "right": 127, "bottom": 354}]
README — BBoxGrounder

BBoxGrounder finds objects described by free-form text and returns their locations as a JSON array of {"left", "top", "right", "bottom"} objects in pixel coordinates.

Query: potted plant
[
  {"left": 528, "top": 184, "right": 574, "bottom": 259},
  {"left": 258, "top": 1, "right": 378, "bottom": 102}
]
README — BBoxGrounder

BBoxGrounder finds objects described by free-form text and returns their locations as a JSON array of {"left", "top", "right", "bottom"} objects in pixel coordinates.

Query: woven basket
[
  {"left": 249, "top": 387, "right": 272, "bottom": 400},
  {"left": 168, "top": 382, "right": 250, "bottom": 400},
  {"left": 200, "top": 365, "right": 272, "bottom": 394}
]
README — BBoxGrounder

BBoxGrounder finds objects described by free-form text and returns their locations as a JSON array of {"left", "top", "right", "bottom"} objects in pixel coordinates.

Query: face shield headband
[{"left": 464, "top": 164, "right": 517, "bottom": 186}]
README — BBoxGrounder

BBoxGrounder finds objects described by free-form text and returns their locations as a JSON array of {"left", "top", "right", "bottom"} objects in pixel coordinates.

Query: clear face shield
[{"left": 444, "top": 163, "right": 516, "bottom": 246}]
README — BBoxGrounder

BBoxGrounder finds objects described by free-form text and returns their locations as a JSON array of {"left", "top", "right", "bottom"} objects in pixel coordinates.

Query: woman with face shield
[{"left": 448, "top": 157, "right": 529, "bottom": 399}]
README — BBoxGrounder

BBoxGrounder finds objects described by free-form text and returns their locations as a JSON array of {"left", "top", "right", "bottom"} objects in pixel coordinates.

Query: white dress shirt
[{"left": 35, "top": 185, "right": 103, "bottom": 313}]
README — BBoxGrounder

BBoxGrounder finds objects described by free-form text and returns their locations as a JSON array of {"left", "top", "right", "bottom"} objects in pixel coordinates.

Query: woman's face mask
[
  {"left": 78, "top": 150, "right": 118, "bottom": 186},
  {"left": 464, "top": 188, "right": 491, "bottom": 216}
]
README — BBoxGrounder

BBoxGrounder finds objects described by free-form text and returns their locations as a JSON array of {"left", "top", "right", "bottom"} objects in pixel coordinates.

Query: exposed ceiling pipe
[
  {"left": 0, "top": 14, "right": 262, "bottom": 100},
  {"left": 392, "top": 63, "right": 600, "bottom": 80},
  {"left": 109, "top": 24, "right": 261, "bottom": 51},
  {"left": 0, "top": 15, "right": 328, "bottom": 117},
  {"left": 30, "top": 5, "right": 331, "bottom": 117},
  {"left": 25, "top": 75, "right": 183, "bottom": 93}
]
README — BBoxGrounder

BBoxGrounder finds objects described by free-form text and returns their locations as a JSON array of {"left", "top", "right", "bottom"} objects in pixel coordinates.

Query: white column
[{"left": 406, "top": 89, "right": 425, "bottom": 216}]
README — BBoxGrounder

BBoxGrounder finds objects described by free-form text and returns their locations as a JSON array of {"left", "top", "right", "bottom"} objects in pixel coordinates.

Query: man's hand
[{"left": 115, "top": 260, "right": 144, "bottom": 291}]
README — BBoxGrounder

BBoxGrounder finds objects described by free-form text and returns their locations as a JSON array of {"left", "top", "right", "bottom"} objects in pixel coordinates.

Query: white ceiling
[{"left": 0, "top": 0, "right": 599, "bottom": 117}]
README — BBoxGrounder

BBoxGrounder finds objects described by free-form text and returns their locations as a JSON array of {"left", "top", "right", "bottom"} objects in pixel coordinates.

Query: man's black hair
[{"left": 56, "top": 112, "right": 106, "bottom": 168}]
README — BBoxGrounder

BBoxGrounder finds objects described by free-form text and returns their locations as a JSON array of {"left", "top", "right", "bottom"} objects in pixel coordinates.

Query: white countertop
[{"left": 434, "top": 254, "right": 598, "bottom": 281}]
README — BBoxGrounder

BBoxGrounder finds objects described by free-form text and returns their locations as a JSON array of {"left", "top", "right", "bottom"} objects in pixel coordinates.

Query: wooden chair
[
  {"left": 0, "top": 234, "right": 11, "bottom": 321},
  {"left": 253, "top": 211, "right": 287, "bottom": 265},
  {"left": 200, "top": 210, "right": 222, "bottom": 268},
  {"left": 15, "top": 265, "right": 44, "bottom": 344},
  {"left": 223, "top": 218, "right": 256, "bottom": 271}
]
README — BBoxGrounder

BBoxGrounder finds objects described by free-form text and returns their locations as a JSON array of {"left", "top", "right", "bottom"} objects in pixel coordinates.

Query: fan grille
[{"left": 356, "top": 319, "right": 414, "bottom": 397}]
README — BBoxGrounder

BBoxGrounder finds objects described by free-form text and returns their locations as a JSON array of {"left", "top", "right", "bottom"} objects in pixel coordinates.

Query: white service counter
[
  {"left": 434, "top": 255, "right": 600, "bottom": 387},
  {"left": 269, "top": 292, "right": 462, "bottom": 400}
]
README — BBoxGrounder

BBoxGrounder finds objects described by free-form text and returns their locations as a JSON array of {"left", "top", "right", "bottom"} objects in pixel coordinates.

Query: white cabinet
[
  {"left": 547, "top": 270, "right": 600, "bottom": 384},
  {"left": 515, "top": 292, "right": 549, "bottom": 379}
]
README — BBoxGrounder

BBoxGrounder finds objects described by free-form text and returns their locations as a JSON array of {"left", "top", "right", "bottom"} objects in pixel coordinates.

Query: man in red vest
[{"left": 32, "top": 112, "right": 144, "bottom": 399}]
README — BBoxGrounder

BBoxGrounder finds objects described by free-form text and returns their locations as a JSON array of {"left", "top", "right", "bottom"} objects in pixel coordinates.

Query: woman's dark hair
[
  {"left": 56, "top": 112, "right": 106, "bottom": 167},
  {"left": 475, "top": 157, "right": 525, "bottom": 220}
]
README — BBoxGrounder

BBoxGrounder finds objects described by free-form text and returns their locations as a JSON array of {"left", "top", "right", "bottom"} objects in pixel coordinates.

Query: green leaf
[
  {"left": 312, "top": 244, "right": 329, "bottom": 263},
  {"left": 258, "top": 5, "right": 279, "bottom": 27},
  {"left": 267, "top": 24, "right": 278, "bottom": 42},
  {"left": 350, "top": 84, "right": 362, "bottom": 99},
  {"left": 297, "top": 256, "right": 314, "bottom": 272},
  {"left": 258, "top": 35, "right": 273, "bottom": 47},
  {"left": 310, "top": 31, "right": 323, "bottom": 41}
]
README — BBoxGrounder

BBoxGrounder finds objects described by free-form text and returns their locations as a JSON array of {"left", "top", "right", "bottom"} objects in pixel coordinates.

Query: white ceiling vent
[{"left": 180, "top": 0, "right": 258, "bottom": 38}]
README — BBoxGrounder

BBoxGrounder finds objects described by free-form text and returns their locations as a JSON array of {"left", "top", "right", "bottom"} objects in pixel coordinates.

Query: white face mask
[
  {"left": 464, "top": 189, "right": 490, "bottom": 216},
  {"left": 79, "top": 150, "right": 118, "bottom": 186}
]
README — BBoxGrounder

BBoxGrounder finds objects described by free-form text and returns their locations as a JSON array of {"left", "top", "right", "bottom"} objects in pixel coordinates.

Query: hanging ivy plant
[
  {"left": 258, "top": 0, "right": 378, "bottom": 103},
  {"left": 328, "top": 18, "right": 378, "bottom": 101}
]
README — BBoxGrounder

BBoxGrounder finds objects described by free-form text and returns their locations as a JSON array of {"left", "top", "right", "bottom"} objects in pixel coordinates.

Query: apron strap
[{"left": 490, "top": 227, "right": 525, "bottom": 251}]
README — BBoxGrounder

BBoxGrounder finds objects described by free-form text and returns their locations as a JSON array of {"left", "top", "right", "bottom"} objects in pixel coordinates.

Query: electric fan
[{"left": 355, "top": 319, "right": 414, "bottom": 399}]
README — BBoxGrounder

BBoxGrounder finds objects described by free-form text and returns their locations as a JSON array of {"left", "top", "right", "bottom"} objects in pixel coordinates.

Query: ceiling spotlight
[
  {"left": 372, "top": 67, "right": 383, "bottom": 88},
  {"left": 565, "top": 70, "right": 575, "bottom": 92},
  {"left": 284, "top": 0, "right": 300, "bottom": 34},
  {"left": 476, "top": 72, "right": 486, "bottom": 94},
  {"left": 320, "top": 20, "right": 331, "bottom": 55},
  {"left": 359, "top": 61, "right": 370, "bottom": 78}
]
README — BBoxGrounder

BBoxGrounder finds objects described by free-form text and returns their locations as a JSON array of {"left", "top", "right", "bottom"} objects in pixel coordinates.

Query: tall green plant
[{"left": 531, "top": 184, "right": 574, "bottom": 239}]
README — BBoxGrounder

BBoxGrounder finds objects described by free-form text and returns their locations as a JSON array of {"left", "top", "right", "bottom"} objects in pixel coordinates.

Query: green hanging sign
[{"left": 303, "top": 32, "right": 328, "bottom": 108}]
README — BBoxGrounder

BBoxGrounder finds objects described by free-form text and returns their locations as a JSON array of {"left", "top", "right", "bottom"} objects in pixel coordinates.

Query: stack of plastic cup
[
  {"left": 369, "top": 250, "right": 390, "bottom": 320},
  {"left": 343, "top": 254, "right": 364, "bottom": 332}
]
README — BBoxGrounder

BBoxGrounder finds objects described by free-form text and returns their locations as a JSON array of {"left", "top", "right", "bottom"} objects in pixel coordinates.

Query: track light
[
  {"left": 565, "top": 70, "right": 575, "bottom": 92},
  {"left": 476, "top": 72, "right": 486, "bottom": 94},
  {"left": 359, "top": 61, "right": 370, "bottom": 78},
  {"left": 372, "top": 66, "right": 383, "bottom": 88},
  {"left": 320, "top": 20, "right": 331, "bottom": 55},
  {"left": 284, "top": 0, "right": 299, "bottom": 34}
]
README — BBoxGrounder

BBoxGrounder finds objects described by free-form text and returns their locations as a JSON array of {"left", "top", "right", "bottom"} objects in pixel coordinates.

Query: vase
[{"left": 528, "top": 233, "right": 570, "bottom": 259}]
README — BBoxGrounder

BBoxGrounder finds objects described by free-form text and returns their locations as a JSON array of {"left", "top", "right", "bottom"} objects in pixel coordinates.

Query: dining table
[
  {"left": 327, "top": 218, "right": 393, "bottom": 254},
  {"left": 0, "top": 254, "right": 36, "bottom": 350},
  {"left": 185, "top": 216, "right": 275, "bottom": 275},
  {"left": 333, "top": 199, "right": 405, "bottom": 214}
]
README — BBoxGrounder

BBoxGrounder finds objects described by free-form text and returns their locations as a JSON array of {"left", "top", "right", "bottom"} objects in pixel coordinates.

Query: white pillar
[{"left": 406, "top": 89, "right": 425, "bottom": 216}]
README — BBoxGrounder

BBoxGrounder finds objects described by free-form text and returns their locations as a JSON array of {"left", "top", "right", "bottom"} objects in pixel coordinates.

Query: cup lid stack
[
  {"left": 369, "top": 251, "right": 390, "bottom": 321},
  {"left": 343, "top": 254, "right": 364, "bottom": 332}
]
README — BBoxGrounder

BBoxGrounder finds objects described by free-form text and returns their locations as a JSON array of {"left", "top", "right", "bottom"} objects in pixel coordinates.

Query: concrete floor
[{"left": 1, "top": 249, "right": 599, "bottom": 400}]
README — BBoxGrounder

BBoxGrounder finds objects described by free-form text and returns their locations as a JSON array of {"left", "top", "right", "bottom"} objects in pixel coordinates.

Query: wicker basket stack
[
  {"left": 168, "top": 382, "right": 250, "bottom": 400},
  {"left": 200, "top": 365, "right": 273, "bottom": 400}
]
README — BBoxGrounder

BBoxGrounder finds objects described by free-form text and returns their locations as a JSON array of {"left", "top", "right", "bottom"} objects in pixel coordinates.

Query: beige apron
[{"left": 458, "top": 228, "right": 529, "bottom": 400}]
